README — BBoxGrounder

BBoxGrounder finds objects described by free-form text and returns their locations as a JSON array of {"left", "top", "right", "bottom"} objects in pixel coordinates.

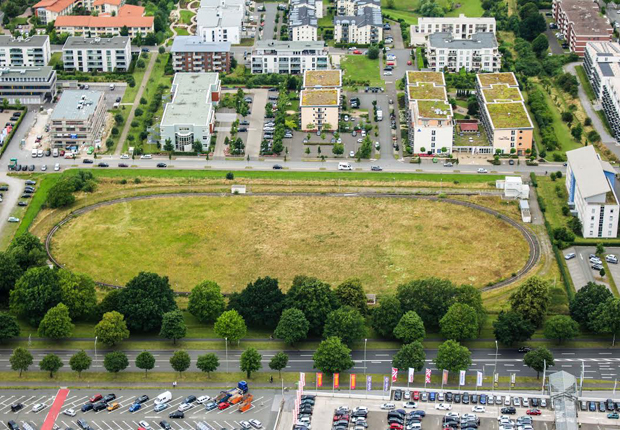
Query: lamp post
[
  {"left": 225, "top": 337, "right": 228, "bottom": 374},
  {"left": 95, "top": 336, "right": 98, "bottom": 362},
  {"left": 364, "top": 338, "right": 368, "bottom": 376},
  {"left": 493, "top": 340, "right": 498, "bottom": 392}
]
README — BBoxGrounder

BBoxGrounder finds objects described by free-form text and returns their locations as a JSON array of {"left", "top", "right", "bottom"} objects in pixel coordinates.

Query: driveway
[
  {"left": 261, "top": 3, "right": 278, "bottom": 40},
  {"left": 540, "top": 10, "right": 563, "bottom": 55}
]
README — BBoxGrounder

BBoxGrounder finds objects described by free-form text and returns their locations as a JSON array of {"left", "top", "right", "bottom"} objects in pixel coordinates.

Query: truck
[
  {"left": 229, "top": 394, "right": 243, "bottom": 405},
  {"left": 215, "top": 391, "right": 232, "bottom": 404},
  {"left": 239, "top": 394, "right": 254, "bottom": 413}
]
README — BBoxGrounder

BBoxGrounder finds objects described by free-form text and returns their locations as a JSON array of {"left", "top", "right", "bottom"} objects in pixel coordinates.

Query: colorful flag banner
[
  {"left": 300, "top": 372, "right": 305, "bottom": 387},
  {"left": 408, "top": 368, "right": 415, "bottom": 383},
  {"left": 476, "top": 371, "right": 483, "bottom": 387},
  {"left": 391, "top": 367, "right": 398, "bottom": 382},
  {"left": 316, "top": 372, "right": 323, "bottom": 388},
  {"left": 442, "top": 369, "right": 449, "bottom": 385},
  {"left": 459, "top": 370, "right": 466, "bottom": 386},
  {"left": 425, "top": 368, "right": 432, "bottom": 384},
  {"left": 350, "top": 374, "right": 356, "bottom": 390},
  {"left": 383, "top": 376, "right": 389, "bottom": 391},
  {"left": 366, "top": 375, "right": 372, "bottom": 391},
  {"left": 334, "top": 373, "right": 340, "bottom": 389}
]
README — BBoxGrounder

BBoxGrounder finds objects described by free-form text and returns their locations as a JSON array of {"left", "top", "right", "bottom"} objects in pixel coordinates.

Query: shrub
[{"left": 226, "top": 172, "right": 234, "bottom": 180}]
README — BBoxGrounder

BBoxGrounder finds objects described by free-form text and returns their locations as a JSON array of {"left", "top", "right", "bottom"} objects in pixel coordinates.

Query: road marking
[
  {"left": 562, "top": 353, "right": 575, "bottom": 355},
  {"left": 600, "top": 353, "right": 613, "bottom": 355}
]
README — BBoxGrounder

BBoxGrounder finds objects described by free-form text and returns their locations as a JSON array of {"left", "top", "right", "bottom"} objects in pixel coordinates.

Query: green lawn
[
  {"left": 341, "top": 55, "right": 383, "bottom": 87},
  {"left": 595, "top": 108, "right": 614, "bottom": 136},
  {"left": 122, "top": 62, "right": 147, "bottom": 104},
  {"left": 174, "top": 27, "right": 190, "bottom": 36},
  {"left": 179, "top": 10, "right": 195, "bottom": 25},
  {"left": 382, "top": 0, "right": 483, "bottom": 25},
  {"left": 48, "top": 52, "right": 62, "bottom": 68},
  {"left": 575, "top": 65, "right": 596, "bottom": 101}
]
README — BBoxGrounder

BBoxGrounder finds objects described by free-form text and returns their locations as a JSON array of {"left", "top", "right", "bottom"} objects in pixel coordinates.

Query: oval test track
[{"left": 45, "top": 192, "right": 540, "bottom": 293}]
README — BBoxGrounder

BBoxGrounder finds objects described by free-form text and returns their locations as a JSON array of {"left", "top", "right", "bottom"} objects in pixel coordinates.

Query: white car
[
  {"left": 54, "top": 163, "right": 60, "bottom": 171},
  {"left": 249, "top": 419, "right": 262, "bottom": 429},
  {"left": 403, "top": 402, "right": 418, "bottom": 409},
  {"left": 349, "top": 151, "right": 355, "bottom": 157},
  {"left": 472, "top": 406, "right": 486, "bottom": 413},
  {"left": 477, "top": 168, "right": 488, "bottom": 173},
  {"left": 197, "top": 396, "right": 211, "bottom": 404},
  {"left": 354, "top": 407, "right": 368, "bottom": 413},
  {"left": 120, "top": 154, "right": 130, "bottom": 159},
  {"left": 41, "top": 164, "right": 47, "bottom": 171},
  {"left": 504, "top": 397, "right": 511, "bottom": 406},
  {"left": 513, "top": 398, "right": 521, "bottom": 407},
  {"left": 32, "top": 404, "right": 47, "bottom": 413},
  {"left": 240, "top": 422, "right": 252, "bottom": 430},
  {"left": 63, "top": 409, "right": 76, "bottom": 417},
  {"left": 357, "top": 138, "right": 364, "bottom": 143},
  {"left": 381, "top": 403, "right": 396, "bottom": 410},
  {"left": 498, "top": 415, "right": 511, "bottom": 422},
  {"left": 383, "top": 71, "right": 393, "bottom": 76},
  {"left": 140, "top": 154, "right": 152, "bottom": 159},
  {"left": 178, "top": 403, "right": 193, "bottom": 412},
  {"left": 349, "top": 46, "right": 358, "bottom": 51},
  {"left": 607, "top": 254, "right": 618, "bottom": 264},
  {"left": 436, "top": 403, "right": 452, "bottom": 410},
  {"left": 138, "top": 421, "right": 152, "bottom": 430},
  {"left": 446, "top": 412, "right": 460, "bottom": 418},
  {"left": 8, "top": 217, "right": 19, "bottom": 223},
  {"left": 522, "top": 398, "right": 529, "bottom": 407}
]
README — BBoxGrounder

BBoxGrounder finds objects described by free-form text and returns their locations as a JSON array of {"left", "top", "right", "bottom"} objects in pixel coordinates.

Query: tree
[
  {"left": 240, "top": 347, "right": 262, "bottom": 378},
  {"left": 214, "top": 310, "right": 247, "bottom": 343},
  {"left": 323, "top": 306, "right": 366, "bottom": 345},
  {"left": 94, "top": 311, "right": 130, "bottom": 346},
  {"left": 57, "top": 269, "right": 97, "bottom": 320},
  {"left": 396, "top": 278, "right": 457, "bottom": 330},
  {"left": 588, "top": 130, "right": 601, "bottom": 143},
  {"left": 596, "top": 243, "right": 606, "bottom": 256},
  {"left": 196, "top": 353, "right": 219, "bottom": 377},
  {"left": 531, "top": 34, "right": 549, "bottom": 58},
  {"left": 519, "top": 8, "right": 546, "bottom": 41},
  {"left": 103, "top": 351, "right": 129, "bottom": 374},
  {"left": 571, "top": 123, "right": 583, "bottom": 141},
  {"left": 593, "top": 297, "right": 620, "bottom": 345},
  {"left": 284, "top": 276, "right": 338, "bottom": 335},
  {"left": 509, "top": 277, "right": 549, "bottom": 327},
  {"left": 523, "top": 347, "right": 554, "bottom": 379},
  {"left": 164, "top": 138, "right": 174, "bottom": 159},
  {"left": 313, "top": 336, "right": 354, "bottom": 374},
  {"left": 418, "top": 0, "right": 444, "bottom": 17},
  {"left": 10, "top": 347, "right": 33, "bottom": 377},
  {"left": 493, "top": 311, "right": 535, "bottom": 346},
  {"left": 569, "top": 282, "right": 612, "bottom": 330},
  {"left": 159, "top": 310, "right": 187, "bottom": 344},
  {"left": 367, "top": 45, "right": 380, "bottom": 60},
  {"left": 269, "top": 352, "right": 289, "bottom": 378},
  {"left": 274, "top": 308, "right": 310, "bottom": 345},
  {"left": 40, "top": 353, "right": 63, "bottom": 378},
  {"left": 454, "top": 284, "right": 486, "bottom": 333},
  {"left": 120, "top": 25, "right": 129, "bottom": 36},
  {"left": 69, "top": 350, "right": 92, "bottom": 378},
  {"left": 332, "top": 143, "right": 344, "bottom": 156},
  {"left": 227, "top": 277, "right": 285, "bottom": 329},
  {"left": 118, "top": 272, "right": 177, "bottom": 332},
  {"left": 0, "top": 312, "right": 20, "bottom": 343},
  {"left": 439, "top": 303, "right": 478, "bottom": 341},
  {"left": 393, "top": 311, "right": 426, "bottom": 343},
  {"left": 46, "top": 179, "right": 76, "bottom": 208},
  {"left": 135, "top": 351, "right": 156, "bottom": 376},
  {"left": 10, "top": 267, "right": 61, "bottom": 326},
  {"left": 392, "top": 341, "right": 426, "bottom": 371},
  {"left": 170, "top": 350, "right": 191, "bottom": 375},
  {"left": 334, "top": 278, "right": 368, "bottom": 314},
  {"left": 434, "top": 340, "right": 472, "bottom": 373},
  {"left": 371, "top": 295, "right": 403, "bottom": 338},
  {"left": 0, "top": 252, "right": 22, "bottom": 299},
  {"left": 38, "top": 303, "right": 74, "bottom": 339},
  {"left": 543, "top": 315, "right": 579, "bottom": 344},
  {"left": 7, "top": 232, "right": 46, "bottom": 271},
  {"left": 561, "top": 111, "right": 574, "bottom": 124},
  {"left": 188, "top": 280, "right": 226, "bottom": 323}
]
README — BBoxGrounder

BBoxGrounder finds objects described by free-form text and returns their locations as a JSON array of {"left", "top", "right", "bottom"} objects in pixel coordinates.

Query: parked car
[
  {"left": 526, "top": 409, "right": 541, "bottom": 416},
  {"left": 168, "top": 411, "right": 184, "bottom": 419},
  {"left": 10, "top": 404, "right": 24, "bottom": 413},
  {"left": 135, "top": 395, "right": 149, "bottom": 404},
  {"left": 97, "top": 162, "right": 109, "bottom": 168},
  {"left": 129, "top": 403, "right": 141, "bottom": 413},
  {"left": 607, "top": 255, "right": 618, "bottom": 264},
  {"left": 564, "top": 253, "right": 576, "bottom": 260},
  {"left": 107, "top": 403, "right": 120, "bottom": 412}
]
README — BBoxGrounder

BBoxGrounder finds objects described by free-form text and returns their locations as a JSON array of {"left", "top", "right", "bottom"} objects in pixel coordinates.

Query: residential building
[
  {"left": 300, "top": 69, "right": 341, "bottom": 131},
  {"left": 93, "top": 0, "right": 123, "bottom": 15},
  {"left": 565, "top": 145, "right": 619, "bottom": 238},
  {"left": 62, "top": 36, "right": 131, "bottom": 72},
  {"left": 54, "top": 5, "right": 154, "bottom": 37},
  {"left": 171, "top": 37, "right": 232, "bottom": 73},
  {"left": 553, "top": 0, "right": 612, "bottom": 56},
  {"left": 302, "top": 69, "right": 342, "bottom": 88},
  {"left": 0, "top": 67, "right": 57, "bottom": 104},
  {"left": 405, "top": 71, "right": 453, "bottom": 155},
  {"left": 250, "top": 40, "right": 328, "bottom": 74},
  {"left": 33, "top": 0, "right": 77, "bottom": 25},
  {"left": 160, "top": 73, "right": 221, "bottom": 152},
  {"left": 476, "top": 72, "right": 533, "bottom": 156},
  {"left": 196, "top": 0, "right": 244, "bottom": 44},
  {"left": 336, "top": 0, "right": 380, "bottom": 16},
  {"left": 49, "top": 89, "right": 106, "bottom": 149},
  {"left": 289, "top": 7, "right": 318, "bottom": 41},
  {"left": 0, "top": 36, "right": 51, "bottom": 68},
  {"left": 333, "top": 7, "right": 383, "bottom": 44},
  {"left": 426, "top": 32, "right": 501, "bottom": 72},
  {"left": 290, "top": 0, "right": 323, "bottom": 19},
  {"left": 410, "top": 15, "right": 496, "bottom": 45}
]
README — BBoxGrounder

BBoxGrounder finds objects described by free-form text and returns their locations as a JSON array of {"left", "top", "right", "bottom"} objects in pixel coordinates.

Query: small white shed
[{"left": 231, "top": 185, "right": 246, "bottom": 194}]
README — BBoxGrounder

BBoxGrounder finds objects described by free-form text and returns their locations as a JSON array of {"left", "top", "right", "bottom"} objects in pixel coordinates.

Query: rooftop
[
  {"left": 567, "top": 145, "right": 616, "bottom": 199},
  {"left": 300, "top": 88, "right": 340, "bottom": 106},
  {"left": 290, "top": 6, "right": 318, "bottom": 28},
  {"left": 415, "top": 100, "right": 452, "bottom": 119},
  {"left": 303, "top": 70, "right": 341, "bottom": 88},
  {"left": 556, "top": 0, "right": 612, "bottom": 36},
  {"left": 62, "top": 36, "right": 130, "bottom": 50},
  {"left": 333, "top": 6, "right": 382, "bottom": 27},
  {"left": 428, "top": 31, "right": 497, "bottom": 49},
  {"left": 196, "top": 6, "right": 244, "bottom": 29},
  {"left": 161, "top": 73, "right": 220, "bottom": 127},
  {"left": 93, "top": 0, "right": 122, "bottom": 6},
  {"left": 0, "top": 35, "right": 49, "bottom": 48},
  {"left": 253, "top": 39, "right": 327, "bottom": 52},
  {"left": 50, "top": 90, "right": 104, "bottom": 121},
  {"left": 406, "top": 70, "right": 444, "bottom": 86},
  {"left": 407, "top": 82, "right": 446, "bottom": 101},
  {"left": 55, "top": 6, "right": 153, "bottom": 28},
  {"left": 417, "top": 14, "right": 496, "bottom": 25},
  {"left": 33, "top": 0, "right": 75, "bottom": 13},
  {"left": 486, "top": 102, "right": 532, "bottom": 129},
  {"left": 477, "top": 72, "right": 517, "bottom": 87},
  {"left": 586, "top": 41, "right": 620, "bottom": 57},
  {"left": 482, "top": 84, "right": 522, "bottom": 102},
  {"left": 171, "top": 36, "right": 231, "bottom": 53},
  {"left": 0, "top": 66, "right": 55, "bottom": 80}
]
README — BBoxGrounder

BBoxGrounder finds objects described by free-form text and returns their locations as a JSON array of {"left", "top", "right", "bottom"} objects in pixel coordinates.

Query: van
[
  {"left": 155, "top": 392, "right": 172, "bottom": 405},
  {"left": 377, "top": 109, "right": 383, "bottom": 121},
  {"left": 338, "top": 162, "right": 352, "bottom": 171},
  {"left": 32, "top": 149, "right": 37, "bottom": 158},
  {"left": 110, "top": 84, "right": 115, "bottom": 90}
]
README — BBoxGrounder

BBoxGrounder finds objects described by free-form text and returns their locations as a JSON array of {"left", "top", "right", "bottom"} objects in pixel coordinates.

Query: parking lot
[
  {"left": 563, "top": 246, "right": 620, "bottom": 291},
  {"left": 0, "top": 388, "right": 280, "bottom": 430}
]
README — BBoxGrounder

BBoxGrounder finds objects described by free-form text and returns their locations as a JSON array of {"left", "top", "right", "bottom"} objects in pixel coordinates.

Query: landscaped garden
[
  {"left": 382, "top": 0, "right": 484, "bottom": 25},
  {"left": 341, "top": 55, "right": 384, "bottom": 88}
]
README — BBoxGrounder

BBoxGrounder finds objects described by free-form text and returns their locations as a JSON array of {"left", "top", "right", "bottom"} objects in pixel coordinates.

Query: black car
[
  {"left": 0, "top": 186, "right": 7, "bottom": 191},
  {"left": 10, "top": 404, "right": 23, "bottom": 413},
  {"left": 301, "top": 395, "right": 315, "bottom": 400},
  {"left": 28, "top": 165, "right": 35, "bottom": 171},
  {"left": 240, "top": 120, "right": 250, "bottom": 125},
  {"left": 24, "top": 187, "right": 35, "bottom": 192},
  {"left": 97, "top": 163, "right": 109, "bottom": 167},
  {"left": 462, "top": 393, "right": 470, "bottom": 404},
  {"left": 157, "top": 163, "right": 167, "bottom": 168},
  {"left": 518, "top": 347, "right": 532, "bottom": 353},
  {"left": 21, "top": 194, "right": 31, "bottom": 198},
  {"left": 388, "top": 418, "right": 404, "bottom": 425},
  {"left": 531, "top": 398, "right": 539, "bottom": 407},
  {"left": 589, "top": 401, "right": 596, "bottom": 412},
  {"left": 103, "top": 394, "right": 116, "bottom": 403},
  {"left": 81, "top": 404, "right": 94, "bottom": 412},
  {"left": 273, "top": 164, "right": 283, "bottom": 170},
  {"left": 7, "top": 420, "right": 20, "bottom": 430},
  {"left": 169, "top": 411, "right": 184, "bottom": 419},
  {"left": 238, "top": 128, "right": 248, "bottom": 132},
  {"left": 471, "top": 394, "right": 478, "bottom": 404},
  {"left": 394, "top": 390, "right": 402, "bottom": 401},
  {"left": 501, "top": 407, "right": 516, "bottom": 414},
  {"left": 184, "top": 395, "right": 197, "bottom": 404},
  {"left": 461, "top": 423, "right": 478, "bottom": 429},
  {"left": 607, "top": 399, "right": 615, "bottom": 411},
  {"left": 83, "top": 159, "right": 94, "bottom": 164},
  {"left": 25, "top": 180, "right": 36, "bottom": 185},
  {"left": 135, "top": 395, "right": 149, "bottom": 404},
  {"left": 116, "top": 97, "right": 121, "bottom": 103},
  {"left": 444, "top": 422, "right": 459, "bottom": 428},
  {"left": 17, "top": 201, "right": 27, "bottom": 207},
  {"left": 159, "top": 421, "right": 171, "bottom": 430},
  {"left": 446, "top": 392, "right": 453, "bottom": 402},
  {"left": 92, "top": 402, "right": 107, "bottom": 412},
  {"left": 118, "top": 163, "right": 129, "bottom": 168},
  {"left": 454, "top": 394, "right": 461, "bottom": 403}
]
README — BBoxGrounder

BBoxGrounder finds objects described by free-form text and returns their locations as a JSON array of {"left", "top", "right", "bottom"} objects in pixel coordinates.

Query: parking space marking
[{"left": 1, "top": 396, "right": 26, "bottom": 413}]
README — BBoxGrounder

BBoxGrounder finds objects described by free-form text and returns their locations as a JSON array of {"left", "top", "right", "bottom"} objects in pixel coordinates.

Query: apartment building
[
  {"left": 289, "top": 7, "right": 318, "bottom": 41},
  {"left": 336, "top": 0, "right": 380, "bottom": 16},
  {"left": 49, "top": 90, "right": 106, "bottom": 149},
  {"left": 250, "top": 40, "right": 328, "bottom": 74},
  {"left": 33, "top": 0, "right": 77, "bottom": 25},
  {"left": 566, "top": 146, "right": 619, "bottom": 238},
  {"left": 333, "top": 7, "right": 383, "bottom": 44},
  {"left": 196, "top": 0, "right": 244, "bottom": 44},
  {"left": 426, "top": 32, "right": 500, "bottom": 72},
  {"left": 300, "top": 69, "right": 341, "bottom": 131},
  {"left": 405, "top": 71, "right": 453, "bottom": 155},
  {"left": 410, "top": 15, "right": 496, "bottom": 45},
  {"left": 476, "top": 72, "right": 533, "bottom": 156},
  {"left": 93, "top": 0, "right": 123, "bottom": 14},
  {"left": 54, "top": 5, "right": 154, "bottom": 37},
  {"left": 62, "top": 36, "right": 131, "bottom": 72},
  {"left": 171, "top": 37, "right": 231, "bottom": 73},
  {"left": 0, "top": 36, "right": 51, "bottom": 68},
  {"left": 0, "top": 67, "right": 57, "bottom": 104},
  {"left": 160, "top": 73, "right": 221, "bottom": 152},
  {"left": 552, "top": 0, "right": 612, "bottom": 56},
  {"left": 290, "top": 0, "right": 323, "bottom": 19}
]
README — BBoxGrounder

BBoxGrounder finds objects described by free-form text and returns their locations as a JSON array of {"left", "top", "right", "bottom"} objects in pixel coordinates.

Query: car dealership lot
[{"left": 0, "top": 389, "right": 279, "bottom": 430}]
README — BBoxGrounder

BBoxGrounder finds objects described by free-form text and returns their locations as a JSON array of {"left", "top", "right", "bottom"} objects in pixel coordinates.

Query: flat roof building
[
  {"left": 0, "top": 36, "right": 51, "bottom": 68},
  {"left": 49, "top": 89, "right": 106, "bottom": 149},
  {"left": 426, "top": 32, "right": 500, "bottom": 73},
  {"left": 196, "top": 0, "right": 245, "bottom": 44},
  {"left": 303, "top": 69, "right": 342, "bottom": 88},
  {"left": 553, "top": 0, "right": 612, "bottom": 56},
  {"left": 301, "top": 69, "right": 341, "bottom": 131},
  {"left": 171, "top": 37, "right": 232, "bottom": 73},
  {"left": 411, "top": 15, "right": 496, "bottom": 45},
  {"left": 250, "top": 40, "right": 329, "bottom": 74},
  {"left": 62, "top": 36, "right": 131, "bottom": 72},
  {"left": 0, "top": 66, "right": 57, "bottom": 105}
]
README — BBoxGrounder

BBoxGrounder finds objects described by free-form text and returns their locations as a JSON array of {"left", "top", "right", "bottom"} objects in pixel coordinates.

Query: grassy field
[
  {"left": 122, "top": 63, "right": 147, "bottom": 104},
  {"left": 575, "top": 65, "right": 596, "bottom": 101},
  {"left": 381, "top": 0, "right": 483, "bottom": 25},
  {"left": 51, "top": 195, "right": 529, "bottom": 293},
  {"left": 341, "top": 55, "right": 384, "bottom": 88},
  {"left": 179, "top": 10, "right": 195, "bottom": 24},
  {"left": 174, "top": 27, "right": 190, "bottom": 35}
]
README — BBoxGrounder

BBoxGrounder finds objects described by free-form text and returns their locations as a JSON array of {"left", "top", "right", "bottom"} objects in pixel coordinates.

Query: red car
[
  {"left": 526, "top": 409, "right": 541, "bottom": 415},
  {"left": 353, "top": 50, "right": 362, "bottom": 54},
  {"left": 413, "top": 391, "right": 420, "bottom": 401},
  {"left": 89, "top": 394, "right": 102, "bottom": 403},
  {"left": 390, "top": 424, "right": 403, "bottom": 430},
  {"left": 407, "top": 60, "right": 413, "bottom": 65},
  {"left": 333, "top": 415, "right": 349, "bottom": 422},
  {"left": 218, "top": 402, "right": 230, "bottom": 410}
]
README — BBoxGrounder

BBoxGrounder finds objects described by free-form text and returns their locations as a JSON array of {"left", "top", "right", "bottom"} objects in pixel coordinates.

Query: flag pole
[{"left": 541, "top": 359, "right": 546, "bottom": 394}]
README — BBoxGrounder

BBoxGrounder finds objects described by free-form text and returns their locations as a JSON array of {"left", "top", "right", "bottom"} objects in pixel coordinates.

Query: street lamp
[
  {"left": 493, "top": 340, "right": 498, "bottom": 392},
  {"left": 225, "top": 337, "right": 228, "bottom": 374},
  {"left": 364, "top": 338, "right": 368, "bottom": 376},
  {"left": 95, "top": 336, "right": 98, "bottom": 363}
]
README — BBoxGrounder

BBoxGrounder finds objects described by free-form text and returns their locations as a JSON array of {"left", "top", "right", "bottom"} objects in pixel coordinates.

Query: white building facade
[
  {"left": 333, "top": 7, "right": 383, "bottom": 44},
  {"left": 426, "top": 32, "right": 500, "bottom": 72},
  {"left": 62, "top": 36, "right": 131, "bottom": 72},
  {"left": 410, "top": 15, "right": 496, "bottom": 45},
  {"left": 0, "top": 36, "right": 51, "bottom": 68},
  {"left": 196, "top": 0, "right": 244, "bottom": 44},
  {"left": 250, "top": 40, "right": 329, "bottom": 74}
]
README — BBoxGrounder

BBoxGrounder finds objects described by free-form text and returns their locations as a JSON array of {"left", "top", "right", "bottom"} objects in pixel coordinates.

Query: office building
[
  {"left": 333, "top": 7, "right": 383, "bottom": 44},
  {"left": 426, "top": 32, "right": 501, "bottom": 72},
  {"left": 171, "top": 37, "right": 231, "bottom": 73},
  {"left": 410, "top": 15, "right": 496, "bottom": 45},
  {"left": 49, "top": 89, "right": 106, "bottom": 149},
  {"left": 553, "top": 0, "right": 612, "bottom": 56},
  {"left": 250, "top": 40, "right": 328, "bottom": 74},
  {"left": 0, "top": 36, "right": 51, "bottom": 68},
  {"left": 62, "top": 36, "right": 131, "bottom": 72},
  {"left": 0, "top": 66, "right": 57, "bottom": 104}
]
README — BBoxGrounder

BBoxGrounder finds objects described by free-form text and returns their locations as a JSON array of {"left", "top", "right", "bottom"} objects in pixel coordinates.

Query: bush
[
  {"left": 226, "top": 172, "right": 234, "bottom": 180},
  {"left": 134, "top": 108, "right": 144, "bottom": 117},
  {"left": 134, "top": 177, "right": 142, "bottom": 184}
]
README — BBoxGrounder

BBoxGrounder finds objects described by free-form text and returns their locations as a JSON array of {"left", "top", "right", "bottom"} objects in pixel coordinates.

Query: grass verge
[{"left": 575, "top": 65, "right": 596, "bottom": 101}]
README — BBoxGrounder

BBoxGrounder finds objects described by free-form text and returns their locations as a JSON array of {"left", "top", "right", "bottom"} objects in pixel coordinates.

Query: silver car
[{"left": 32, "top": 404, "right": 47, "bottom": 413}]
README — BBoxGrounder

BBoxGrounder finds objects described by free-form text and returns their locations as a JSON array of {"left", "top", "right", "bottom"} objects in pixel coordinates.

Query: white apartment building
[
  {"left": 336, "top": 0, "right": 380, "bottom": 16},
  {"left": 49, "top": 90, "right": 106, "bottom": 149},
  {"left": 333, "top": 7, "right": 383, "bottom": 44},
  {"left": 410, "top": 15, "right": 496, "bottom": 45},
  {"left": 62, "top": 36, "right": 131, "bottom": 73},
  {"left": 290, "top": 0, "right": 323, "bottom": 19},
  {"left": 250, "top": 40, "right": 328, "bottom": 74},
  {"left": 289, "top": 7, "right": 318, "bottom": 41},
  {"left": 426, "top": 32, "right": 500, "bottom": 72},
  {"left": 160, "top": 73, "right": 221, "bottom": 152},
  {"left": 0, "top": 36, "right": 51, "bottom": 68},
  {"left": 405, "top": 71, "right": 454, "bottom": 155},
  {"left": 566, "top": 146, "right": 619, "bottom": 238},
  {"left": 196, "top": 0, "right": 244, "bottom": 44}
]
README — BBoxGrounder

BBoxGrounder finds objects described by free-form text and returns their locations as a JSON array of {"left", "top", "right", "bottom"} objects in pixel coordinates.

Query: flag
[
  {"left": 408, "top": 368, "right": 415, "bottom": 383},
  {"left": 391, "top": 367, "right": 398, "bottom": 382},
  {"left": 494, "top": 373, "right": 499, "bottom": 383},
  {"left": 316, "top": 372, "right": 323, "bottom": 388},
  {"left": 476, "top": 371, "right": 483, "bottom": 387},
  {"left": 383, "top": 376, "right": 389, "bottom": 391},
  {"left": 334, "top": 373, "right": 340, "bottom": 389},
  {"left": 442, "top": 369, "right": 449, "bottom": 385},
  {"left": 425, "top": 368, "right": 432, "bottom": 383},
  {"left": 366, "top": 375, "right": 372, "bottom": 391},
  {"left": 350, "top": 374, "right": 356, "bottom": 390},
  {"left": 511, "top": 373, "right": 516, "bottom": 386},
  {"left": 459, "top": 370, "right": 466, "bottom": 386},
  {"left": 300, "top": 372, "right": 305, "bottom": 387}
]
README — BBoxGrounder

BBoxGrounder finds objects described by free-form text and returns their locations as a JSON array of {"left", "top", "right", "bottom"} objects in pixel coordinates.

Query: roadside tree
[
  {"left": 393, "top": 311, "right": 426, "bottom": 343},
  {"left": 274, "top": 308, "right": 309, "bottom": 345},
  {"left": 523, "top": 347, "right": 554, "bottom": 379},
  {"left": 434, "top": 340, "right": 472, "bottom": 373},
  {"left": 69, "top": 350, "right": 92, "bottom": 378},
  {"left": 135, "top": 351, "right": 156, "bottom": 376},
  {"left": 323, "top": 306, "right": 366, "bottom": 345},
  {"left": 104, "top": 351, "right": 129, "bottom": 374},
  {"left": 269, "top": 352, "right": 289, "bottom": 378},
  {"left": 10, "top": 347, "right": 33, "bottom": 377},
  {"left": 40, "top": 353, "right": 63, "bottom": 378},
  {"left": 38, "top": 303, "right": 74, "bottom": 339},
  {"left": 371, "top": 295, "right": 403, "bottom": 338},
  {"left": 509, "top": 276, "right": 549, "bottom": 327},
  {"left": 240, "top": 347, "right": 262, "bottom": 378},
  {"left": 454, "top": 284, "right": 486, "bottom": 333},
  {"left": 118, "top": 272, "right": 177, "bottom": 332},
  {"left": 170, "top": 350, "right": 191, "bottom": 375},
  {"left": 543, "top": 315, "right": 579, "bottom": 344},
  {"left": 439, "top": 303, "right": 478, "bottom": 341},
  {"left": 313, "top": 336, "right": 354, "bottom": 374},
  {"left": 284, "top": 276, "right": 338, "bottom": 335},
  {"left": 593, "top": 297, "right": 620, "bottom": 345},
  {"left": 196, "top": 353, "right": 219, "bottom": 378},
  {"left": 392, "top": 341, "right": 426, "bottom": 371},
  {"left": 570, "top": 282, "right": 612, "bottom": 330},
  {"left": 95, "top": 311, "right": 130, "bottom": 346},
  {"left": 159, "top": 310, "right": 187, "bottom": 344},
  {"left": 493, "top": 311, "right": 535, "bottom": 346},
  {"left": 188, "top": 280, "right": 226, "bottom": 323},
  {"left": 214, "top": 310, "right": 247, "bottom": 344}
]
